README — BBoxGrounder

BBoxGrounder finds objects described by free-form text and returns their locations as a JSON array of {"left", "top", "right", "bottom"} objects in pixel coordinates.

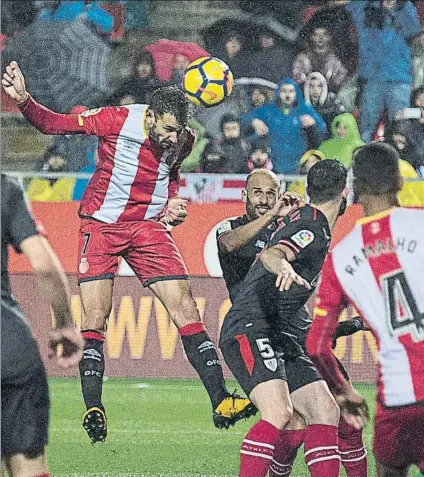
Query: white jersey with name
[{"left": 312, "top": 207, "right": 424, "bottom": 407}]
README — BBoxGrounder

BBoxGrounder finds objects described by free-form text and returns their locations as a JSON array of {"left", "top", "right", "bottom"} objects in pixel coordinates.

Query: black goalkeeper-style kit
[
  {"left": 1, "top": 174, "right": 50, "bottom": 458},
  {"left": 219, "top": 205, "right": 331, "bottom": 395}
]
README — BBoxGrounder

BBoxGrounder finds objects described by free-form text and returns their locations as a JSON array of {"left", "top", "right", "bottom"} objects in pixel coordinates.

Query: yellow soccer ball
[{"left": 183, "top": 56, "right": 234, "bottom": 107}]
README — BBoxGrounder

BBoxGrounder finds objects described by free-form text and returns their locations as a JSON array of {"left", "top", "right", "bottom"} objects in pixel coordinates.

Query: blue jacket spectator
[
  {"left": 241, "top": 78, "right": 326, "bottom": 174},
  {"left": 346, "top": 0, "right": 422, "bottom": 140},
  {"left": 38, "top": 1, "right": 113, "bottom": 34}
]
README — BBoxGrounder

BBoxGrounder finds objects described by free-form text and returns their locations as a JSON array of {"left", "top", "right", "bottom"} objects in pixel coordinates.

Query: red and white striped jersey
[
  {"left": 308, "top": 207, "right": 424, "bottom": 407},
  {"left": 77, "top": 105, "right": 180, "bottom": 223}
]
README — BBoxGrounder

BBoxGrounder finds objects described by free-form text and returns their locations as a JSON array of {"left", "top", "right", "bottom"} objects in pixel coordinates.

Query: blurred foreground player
[
  {"left": 217, "top": 169, "right": 367, "bottom": 477},
  {"left": 219, "top": 161, "right": 353, "bottom": 477},
  {"left": 307, "top": 142, "right": 424, "bottom": 477},
  {"left": 2, "top": 61, "right": 255, "bottom": 444},
  {"left": 1, "top": 174, "right": 84, "bottom": 477}
]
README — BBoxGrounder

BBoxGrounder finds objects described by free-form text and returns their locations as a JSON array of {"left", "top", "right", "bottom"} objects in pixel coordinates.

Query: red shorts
[
  {"left": 373, "top": 401, "right": 424, "bottom": 471},
  {"left": 77, "top": 219, "right": 188, "bottom": 286}
]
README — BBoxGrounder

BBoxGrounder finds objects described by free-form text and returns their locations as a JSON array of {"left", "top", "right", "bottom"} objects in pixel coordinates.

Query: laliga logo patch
[
  {"left": 79, "top": 257, "right": 89, "bottom": 274},
  {"left": 291, "top": 230, "right": 314, "bottom": 249},
  {"left": 81, "top": 108, "right": 102, "bottom": 117}
]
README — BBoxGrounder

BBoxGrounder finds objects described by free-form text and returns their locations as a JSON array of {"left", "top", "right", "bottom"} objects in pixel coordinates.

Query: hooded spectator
[
  {"left": 319, "top": 113, "right": 364, "bottom": 168},
  {"left": 304, "top": 72, "right": 346, "bottom": 134},
  {"left": 292, "top": 25, "right": 348, "bottom": 90},
  {"left": 219, "top": 114, "right": 251, "bottom": 173},
  {"left": 288, "top": 149, "right": 326, "bottom": 196},
  {"left": 241, "top": 78, "right": 327, "bottom": 174},
  {"left": 199, "top": 143, "right": 228, "bottom": 173}
]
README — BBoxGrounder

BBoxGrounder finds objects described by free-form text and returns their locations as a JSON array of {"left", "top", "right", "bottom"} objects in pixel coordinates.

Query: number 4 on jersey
[{"left": 382, "top": 271, "right": 424, "bottom": 341}]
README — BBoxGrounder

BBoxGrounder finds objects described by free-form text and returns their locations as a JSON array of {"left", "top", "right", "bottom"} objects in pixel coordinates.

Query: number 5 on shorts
[{"left": 256, "top": 338, "right": 278, "bottom": 372}]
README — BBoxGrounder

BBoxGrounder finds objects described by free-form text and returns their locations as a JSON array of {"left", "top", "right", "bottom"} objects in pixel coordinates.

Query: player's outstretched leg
[
  {"left": 79, "top": 331, "right": 107, "bottom": 444},
  {"left": 150, "top": 279, "right": 257, "bottom": 429},
  {"left": 78, "top": 279, "right": 113, "bottom": 444},
  {"left": 178, "top": 322, "right": 257, "bottom": 428}
]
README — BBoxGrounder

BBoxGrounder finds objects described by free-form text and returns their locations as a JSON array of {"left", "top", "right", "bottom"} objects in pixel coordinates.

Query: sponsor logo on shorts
[
  {"left": 79, "top": 257, "right": 89, "bottom": 274},
  {"left": 83, "top": 348, "right": 101, "bottom": 361},
  {"left": 197, "top": 341, "right": 215, "bottom": 353},
  {"left": 255, "top": 239, "right": 266, "bottom": 249},
  {"left": 291, "top": 230, "right": 314, "bottom": 249}
]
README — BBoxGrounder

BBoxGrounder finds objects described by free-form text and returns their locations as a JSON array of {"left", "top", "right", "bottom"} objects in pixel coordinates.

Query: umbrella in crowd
[
  {"left": 145, "top": 39, "right": 210, "bottom": 82},
  {"left": 4, "top": 19, "right": 111, "bottom": 112},
  {"left": 201, "top": 11, "right": 299, "bottom": 57}
]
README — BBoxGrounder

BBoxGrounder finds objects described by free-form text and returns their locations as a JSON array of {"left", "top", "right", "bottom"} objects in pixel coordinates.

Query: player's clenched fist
[
  {"left": 2, "top": 61, "right": 29, "bottom": 104},
  {"left": 164, "top": 197, "right": 188, "bottom": 227}
]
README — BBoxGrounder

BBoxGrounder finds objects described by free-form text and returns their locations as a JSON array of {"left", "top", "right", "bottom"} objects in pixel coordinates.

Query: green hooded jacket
[{"left": 319, "top": 113, "right": 364, "bottom": 168}]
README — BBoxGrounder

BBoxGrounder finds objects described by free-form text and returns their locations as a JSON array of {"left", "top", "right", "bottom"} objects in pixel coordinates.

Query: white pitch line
[
  {"left": 50, "top": 427, "right": 240, "bottom": 436},
  {"left": 55, "top": 473, "right": 237, "bottom": 477}
]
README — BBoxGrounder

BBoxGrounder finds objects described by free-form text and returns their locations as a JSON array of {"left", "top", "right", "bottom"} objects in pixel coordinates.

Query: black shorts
[
  {"left": 1, "top": 365, "right": 50, "bottom": 458},
  {"left": 220, "top": 329, "right": 287, "bottom": 396},
  {"left": 220, "top": 328, "right": 324, "bottom": 397}
]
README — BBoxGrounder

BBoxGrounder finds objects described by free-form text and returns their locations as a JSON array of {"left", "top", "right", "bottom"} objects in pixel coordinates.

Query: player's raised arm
[{"left": 2, "top": 61, "right": 116, "bottom": 136}]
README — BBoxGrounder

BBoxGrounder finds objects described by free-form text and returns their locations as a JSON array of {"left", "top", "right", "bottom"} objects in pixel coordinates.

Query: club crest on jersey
[
  {"left": 79, "top": 257, "right": 89, "bottom": 274},
  {"left": 217, "top": 220, "right": 232, "bottom": 235},
  {"left": 291, "top": 230, "right": 314, "bottom": 249},
  {"left": 81, "top": 108, "right": 103, "bottom": 117}
]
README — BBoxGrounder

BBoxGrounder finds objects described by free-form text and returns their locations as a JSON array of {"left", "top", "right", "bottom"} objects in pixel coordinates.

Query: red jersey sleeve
[
  {"left": 18, "top": 96, "right": 123, "bottom": 137},
  {"left": 306, "top": 251, "right": 349, "bottom": 392},
  {"left": 77, "top": 106, "right": 125, "bottom": 137}
]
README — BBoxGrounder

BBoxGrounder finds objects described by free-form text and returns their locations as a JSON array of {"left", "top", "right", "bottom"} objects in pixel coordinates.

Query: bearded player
[{"left": 2, "top": 61, "right": 255, "bottom": 444}]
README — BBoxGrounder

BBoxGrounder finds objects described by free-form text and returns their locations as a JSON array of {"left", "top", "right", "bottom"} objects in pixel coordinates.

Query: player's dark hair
[
  {"left": 352, "top": 142, "right": 401, "bottom": 195},
  {"left": 307, "top": 159, "right": 347, "bottom": 204},
  {"left": 149, "top": 85, "right": 192, "bottom": 126}
]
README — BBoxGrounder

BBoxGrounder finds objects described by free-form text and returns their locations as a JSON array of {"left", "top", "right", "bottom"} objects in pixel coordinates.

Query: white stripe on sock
[
  {"left": 307, "top": 455, "right": 341, "bottom": 467},
  {"left": 304, "top": 445, "right": 339, "bottom": 457},
  {"left": 240, "top": 450, "right": 274, "bottom": 460},
  {"left": 243, "top": 439, "right": 275, "bottom": 450}
]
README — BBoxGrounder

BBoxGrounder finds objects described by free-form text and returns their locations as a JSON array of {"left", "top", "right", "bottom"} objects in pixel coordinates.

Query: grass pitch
[{"left": 47, "top": 379, "right": 421, "bottom": 477}]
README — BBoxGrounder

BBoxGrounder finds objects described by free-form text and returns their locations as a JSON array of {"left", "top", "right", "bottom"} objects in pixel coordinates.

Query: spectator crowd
[{"left": 2, "top": 0, "right": 424, "bottom": 204}]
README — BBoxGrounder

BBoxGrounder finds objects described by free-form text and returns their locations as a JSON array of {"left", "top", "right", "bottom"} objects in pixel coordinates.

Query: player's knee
[
  {"left": 313, "top": 393, "right": 340, "bottom": 425},
  {"left": 172, "top": 296, "right": 202, "bottom": 327},
  {"left": 81, "top": 304, "right": 110, "bottom": 331},
  {"left": 261, "top": 405, "right": 293, "bottom": 430}
]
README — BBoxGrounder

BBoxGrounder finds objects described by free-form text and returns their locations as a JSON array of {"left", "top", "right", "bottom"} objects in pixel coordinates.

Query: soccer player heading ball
[{"left": 2, "top": 61, "right": 255, "bottom": 444}]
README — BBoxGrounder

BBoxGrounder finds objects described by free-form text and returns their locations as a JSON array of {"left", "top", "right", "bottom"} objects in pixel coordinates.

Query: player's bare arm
[
  {"left": 219, "top": 192, "right": 304, "bottom": 254},
  {"left": 260, "top": 243, "right": 311, "bottom": 291},
  {"left": 20, "top": 235, "right": 84, "bottom": 368}
]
